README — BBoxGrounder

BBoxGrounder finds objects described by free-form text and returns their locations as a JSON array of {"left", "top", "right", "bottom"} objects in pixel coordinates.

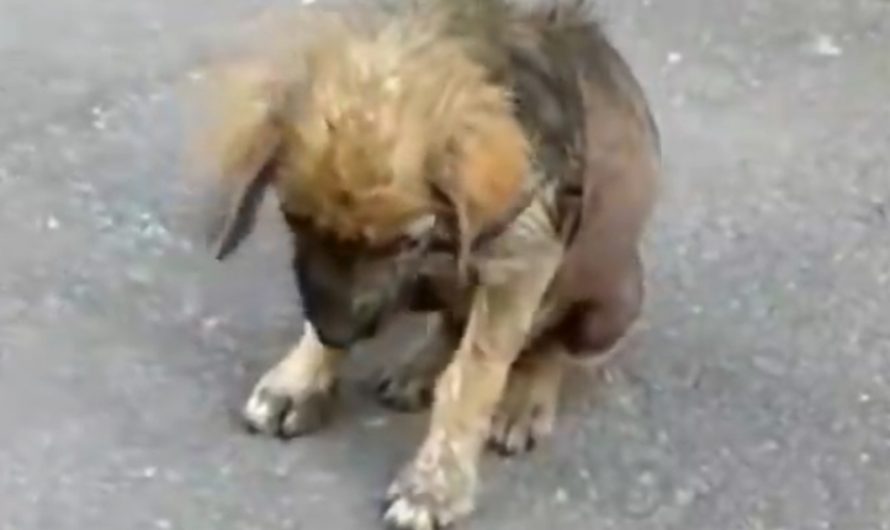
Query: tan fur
[
  {"left": 385, "top": 199, "right": 563, "bottom": 528},
  {"left": 451, "top": 116, "right": 529, "bottom": 242},
  {"left": 190, "top": 7, "right": 528, "bottom": 246},
  {"left": 280, "top": 29, "right": 529, "bottom": 243},
  {"left": 185, "top": 60, "right": 284, "bottom": 203}
]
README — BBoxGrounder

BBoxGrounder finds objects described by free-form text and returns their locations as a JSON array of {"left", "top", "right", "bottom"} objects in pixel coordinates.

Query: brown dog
[{"left": 189, "top": 1, "right": 659, "bottom": 528}]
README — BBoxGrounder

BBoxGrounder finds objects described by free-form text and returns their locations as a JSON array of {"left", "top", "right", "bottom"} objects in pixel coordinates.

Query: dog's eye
[
  {"left": 363, "top": 215, "right": 434, "bottom": 257},
  {"left": 365, "top": 235, "right": 418, "bottom": 257}
]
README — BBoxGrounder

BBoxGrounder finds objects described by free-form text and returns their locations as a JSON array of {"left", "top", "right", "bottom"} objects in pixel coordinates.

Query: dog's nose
[
  {"left": 310, "top": 311, "right": 381, "bottom": 349},
  {"left": 304, "top": 296, "right": 385, "bottom": 350},
  {"left": 313, "top": 324, "right": 359, "bottom": 350}
]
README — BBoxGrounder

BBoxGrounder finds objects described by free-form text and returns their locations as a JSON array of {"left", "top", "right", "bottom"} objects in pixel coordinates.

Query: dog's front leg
[
  {"left": 383, "top": 237, "right": 561, "bottom": 529},
  {"left": 243, "top": 322, "right": 345, "bottom": 438}
]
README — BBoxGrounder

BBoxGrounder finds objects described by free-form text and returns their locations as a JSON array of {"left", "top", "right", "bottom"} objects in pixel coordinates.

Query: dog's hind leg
[
  {"left": 243, "top": 322, "right": 346, "bottom": 438},
  {"left": 374, "top": 314, "right": 460, "bottom": 412},
  {"left": 488, "top": 242, "right": 646, "bottom": 457}
]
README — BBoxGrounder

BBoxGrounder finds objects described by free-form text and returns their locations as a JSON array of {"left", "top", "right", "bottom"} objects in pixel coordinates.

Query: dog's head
[{"left": 188, "top": 11, "right": 530, "bottom": 348}]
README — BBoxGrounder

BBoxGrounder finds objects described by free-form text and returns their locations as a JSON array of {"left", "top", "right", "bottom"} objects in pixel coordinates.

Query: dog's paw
[
  {"left": 487, "top": 400, "right": 553, "bottom": 456},
  {"left": 374, "top": 366, "right": 436, "bottom": 412},
  {"left": 487, "top": 367, "right": 559, "bottom": 456},
  {"left": 242, "top": 371, "right": 337, "bottom": 439},
  {"left": 382, "top": 459, "right": 476, "bottom": 530}
]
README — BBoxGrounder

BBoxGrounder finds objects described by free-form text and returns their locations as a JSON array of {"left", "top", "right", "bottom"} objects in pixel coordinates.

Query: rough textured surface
[{"left": 2, "top": 0, "right": 889, "bottom": 529}]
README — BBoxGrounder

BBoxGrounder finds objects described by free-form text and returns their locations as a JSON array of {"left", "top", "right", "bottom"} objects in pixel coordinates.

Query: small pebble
[
  {"left": 201, "top": 317, "right": 222, "bottom": 333},
  {"left": 675, "top": 488, "right": 696, "bottom": 506},
  {"left": 810, "top": 34, "right": 842, "bottom": 57},
  {"left": 623, "top": 469, "right": 663, "bottom": 517}
]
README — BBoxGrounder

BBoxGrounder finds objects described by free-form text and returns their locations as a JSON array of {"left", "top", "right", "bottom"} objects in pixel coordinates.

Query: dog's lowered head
[{"left": 188, "top": 5, "right": 532, "bottom": 348}]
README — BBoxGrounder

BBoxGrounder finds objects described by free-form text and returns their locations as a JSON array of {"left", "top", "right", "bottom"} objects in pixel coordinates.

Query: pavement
[{"left": 1, "top": 0, "right": 889, "bottom": 529}]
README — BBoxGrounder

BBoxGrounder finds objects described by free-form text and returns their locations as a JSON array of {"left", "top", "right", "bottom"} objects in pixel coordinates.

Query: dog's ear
[
  {"left": 204, "top": 138, "right": 278, "bottom": 261},
  {"left": 189, "top": 61, "right": 286, "bottom": 260},
  {"left": 434, "top": 114, "right": 530, "bottom": 272}
]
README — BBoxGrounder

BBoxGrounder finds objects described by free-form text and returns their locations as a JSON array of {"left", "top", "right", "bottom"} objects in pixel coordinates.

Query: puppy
[{"left": 189, "top": 1, "right": 660, "bottom": 528}]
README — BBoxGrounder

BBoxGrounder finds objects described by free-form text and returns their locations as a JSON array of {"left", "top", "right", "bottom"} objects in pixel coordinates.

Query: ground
[{"left": 1, "top": 0, "right": 889, "bottom": 529}]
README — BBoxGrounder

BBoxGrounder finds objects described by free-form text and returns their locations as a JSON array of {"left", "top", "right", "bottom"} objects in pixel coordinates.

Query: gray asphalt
[{"left": 2, "top": 0, "right": 889, "bottom": 529}]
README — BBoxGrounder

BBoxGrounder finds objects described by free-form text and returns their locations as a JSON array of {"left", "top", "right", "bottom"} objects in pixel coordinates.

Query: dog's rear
[
  {"left": 187, "top": 2, "right": 660, "bottom": 529},
  {"left": 516, "top": 4, "right": 661, "bottom": 356}
]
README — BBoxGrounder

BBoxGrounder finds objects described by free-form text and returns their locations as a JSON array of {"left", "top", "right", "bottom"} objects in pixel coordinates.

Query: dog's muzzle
[{"left": 294, "top": 237, "right": 433, "bottom": 349}]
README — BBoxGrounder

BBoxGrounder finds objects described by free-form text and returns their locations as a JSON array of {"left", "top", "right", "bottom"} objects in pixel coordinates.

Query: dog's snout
[
  {"left": 311, "top": 319, "right": 363, "bottom": 350},
  {"left": 351, "top": 294, "right": 381, "bottom": 325},
  {"left": 310, "top": 295, "right": 384, "bottom": 348},
  {"left": 295, "top": 250, "right": 395, "bottom": 349}
]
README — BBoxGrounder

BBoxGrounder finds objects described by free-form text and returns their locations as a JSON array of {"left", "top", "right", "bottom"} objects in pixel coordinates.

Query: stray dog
[{"left": 189, "top": 0, "right": 660, "bottom": 528}]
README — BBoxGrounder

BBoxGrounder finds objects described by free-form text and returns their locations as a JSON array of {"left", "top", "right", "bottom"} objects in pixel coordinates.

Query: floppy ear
[
  {"left": 189, "top": 61, "right": 286, "bottom": 260},
  {"left": 435, "top": 114, "right": 530, "bottom": 272},
  {"left": 204, "top": 136, "right": 279, "bottom": 260}
]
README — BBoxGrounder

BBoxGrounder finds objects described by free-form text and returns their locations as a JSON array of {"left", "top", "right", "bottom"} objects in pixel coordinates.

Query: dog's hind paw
[
  {"left": 487, "top": 357, "right": 561, "bottom": 456},
  {"left": 487, "top": 398, "right": 554, "bottom": 456}
]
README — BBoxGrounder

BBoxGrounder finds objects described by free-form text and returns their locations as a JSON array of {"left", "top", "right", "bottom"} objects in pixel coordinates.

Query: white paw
[
  {"left": 242, "top": 368, "right": 337, "bottom": 438},
  {"left": 382, "top": 460, "right": 475, "bottom": 530}
]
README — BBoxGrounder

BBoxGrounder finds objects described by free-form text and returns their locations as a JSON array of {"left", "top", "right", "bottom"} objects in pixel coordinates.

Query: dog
[{"left": 188, "top": 1, "right": 660, "bottom": 528}]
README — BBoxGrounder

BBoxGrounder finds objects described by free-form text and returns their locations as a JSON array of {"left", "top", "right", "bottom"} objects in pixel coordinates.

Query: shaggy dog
[{"left": 189, "top": 1, "right": 660, "bottom": 528}]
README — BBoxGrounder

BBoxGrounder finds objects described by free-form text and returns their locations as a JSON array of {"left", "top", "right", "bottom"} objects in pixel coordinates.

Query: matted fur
[{"left": 189, "top": 0, "right": 532, "bottom": 254}]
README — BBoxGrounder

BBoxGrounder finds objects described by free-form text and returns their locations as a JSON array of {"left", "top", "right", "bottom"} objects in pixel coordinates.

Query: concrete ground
[{"left": 2, "top": 0, "right": 889, "bottom": 528}]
